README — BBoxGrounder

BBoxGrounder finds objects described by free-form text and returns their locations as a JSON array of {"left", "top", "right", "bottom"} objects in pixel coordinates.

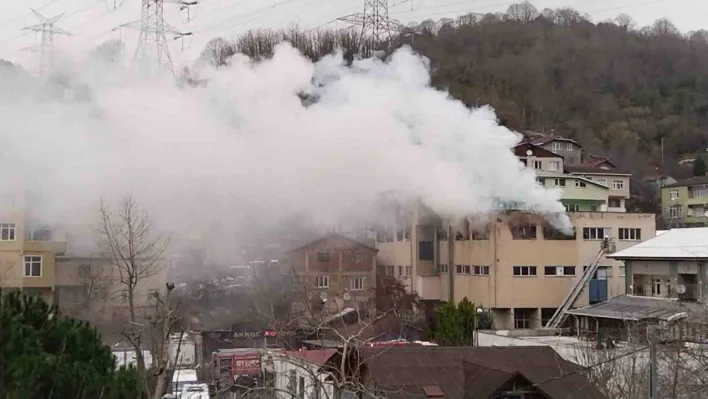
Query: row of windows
[
  {"left": 381, "top": 265, "right": 412, "bottom": 277},
  {"left": 313, "top": 275, "right": 366, "bottom": 291},
  {"left": 0, "top": 223, "right": 54, "bottom": 241},
  {"left": 539, "top": 176, "right": 625, "bottom": 190},
  {"left": 510, "top": 225, "right": 641, "bottom": 241},
  {"left": 315, "top": 251, "right": 365, "bottom": 263},
  {"left": 437, "top": 265, "right": 490, "bottom": 275},
  {"left": 438, "top": 264, "right": 626, "bottom": 277}
]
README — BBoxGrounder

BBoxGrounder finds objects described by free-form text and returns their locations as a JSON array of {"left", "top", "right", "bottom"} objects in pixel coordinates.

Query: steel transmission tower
[
  {"left": 338, "top": 0, "right": 401, "bottom": 46},
  {"left": 21, "top": 9, "right": 70, "bottom": 76},
  {"left": 121, "top": 0, "right": 195, "bottom": 75}
]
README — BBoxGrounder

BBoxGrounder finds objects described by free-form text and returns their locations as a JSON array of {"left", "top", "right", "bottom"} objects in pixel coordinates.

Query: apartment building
[
  {"left": 53, "top": 256, "right": 168, "bottom": 325},
  {"left": 0, "top": 188, "right": 67, "bottom": 303},
  {"left": 661, "top": 176, "right": 708, "bottom": 227},
  {"left": 523, "top": 132, "right": 584, "bottom": 165},
  {"left": 566, "top": 165, "right": 631, "bottom": 212},
  {"left": 287, "top": 234, "right": 378, "bottom": 312}
]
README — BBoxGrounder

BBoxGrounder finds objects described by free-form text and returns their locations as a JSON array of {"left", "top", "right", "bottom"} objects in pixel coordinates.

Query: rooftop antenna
[{"left": 21, "top": 9, "right": 70, "bottom": 77}]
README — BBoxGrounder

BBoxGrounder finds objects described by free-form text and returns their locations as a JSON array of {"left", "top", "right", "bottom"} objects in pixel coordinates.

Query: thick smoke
[{"left": 0, "top": 43, "right": 570, "bottom": 258}]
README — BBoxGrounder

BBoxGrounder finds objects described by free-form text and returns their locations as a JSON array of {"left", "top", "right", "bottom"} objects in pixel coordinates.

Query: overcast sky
[{"left": 0, "top": 0, "right": 704, "bottom": 71}]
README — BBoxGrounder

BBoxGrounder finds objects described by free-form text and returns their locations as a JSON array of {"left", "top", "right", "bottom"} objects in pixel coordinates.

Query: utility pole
[
  {"left": 647, "top": 324, "right": 658, "bottom": 399},
  {"left": 119, "top": 0, "right": 196, "bottom": 75},
  {"left": 21, "top": 9, "right": 70, "bottom": 77},
  {"left": 337, "top": 0, "right": 401, "bottom": 49}
]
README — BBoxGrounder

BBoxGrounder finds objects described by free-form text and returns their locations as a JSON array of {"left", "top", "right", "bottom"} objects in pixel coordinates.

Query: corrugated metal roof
[
  {"left": 566, "top": 295, "right": 704, "bottom": 321},
  {"left": 609, "top": 228, "right": 708, "bottom": 259}
]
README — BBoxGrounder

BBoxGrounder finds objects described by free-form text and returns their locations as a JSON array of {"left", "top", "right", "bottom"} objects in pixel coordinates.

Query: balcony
[{"left": 23, "top": 240, "right": 67, "bottom": 255}]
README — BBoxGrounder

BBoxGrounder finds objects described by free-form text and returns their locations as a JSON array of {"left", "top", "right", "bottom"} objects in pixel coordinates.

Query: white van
[
  {"left": 171, "top": 368, "right": 198, "bottom": 397},
  {"left": 181, "top": 383, "right": 210, "bottom": 399}
]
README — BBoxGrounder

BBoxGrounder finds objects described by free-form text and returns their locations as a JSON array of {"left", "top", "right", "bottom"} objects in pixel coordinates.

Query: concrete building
[
  {"left": 287, "top": 234, "right": 378, "bottom": 312},
  {"left": 566, "top": 165, "right": 632, "bottom": 212},
  {"left": 53, "top": 256, "right": 168, "bottom": 325},
  {"left": 661, "top": 176, "right": 708, "bottom": 227},
  {"left": 0, "top": 187, "right": 67, "bottom": 302},
  {"left": 523, "top": 132, "right": 584, "bottom": 165},
  {"left": 377, "top": 209, "right": 655, "bottom": 330}
]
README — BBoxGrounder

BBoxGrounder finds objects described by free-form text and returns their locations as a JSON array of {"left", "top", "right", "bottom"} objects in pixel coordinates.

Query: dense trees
[
  {"left": 1, "top": 292, "right": 143, "bottom": 398},
  {"left": 198, "top": 4, "right": 708, "bottom": 190}
]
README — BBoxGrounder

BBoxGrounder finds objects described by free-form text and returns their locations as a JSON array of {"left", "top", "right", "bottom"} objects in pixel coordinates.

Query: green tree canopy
[
  {"left": 424, "top": 297, "right": 493, "bottom": 346},
  {"left": 1, "top": 292, "right": 143, "bottom": 399}
]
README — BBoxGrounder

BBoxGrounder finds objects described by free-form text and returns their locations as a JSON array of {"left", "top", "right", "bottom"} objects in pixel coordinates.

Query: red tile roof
[{"left": 285, "top": 349, "right": 338, "bottom": 366}]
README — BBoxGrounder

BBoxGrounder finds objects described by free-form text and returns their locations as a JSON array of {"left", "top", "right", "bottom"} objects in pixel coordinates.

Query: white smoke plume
[{"left": 0, "top": 43, "right": 571, "bottom": 258}]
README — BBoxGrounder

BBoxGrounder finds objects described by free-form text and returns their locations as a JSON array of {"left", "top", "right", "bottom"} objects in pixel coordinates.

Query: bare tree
[
  {"left": 98, "top": 194, "right": 170, "bottom": 395},
  {"left": 506, "top": 2, "right": 539, "bottom": 23},
  {"left": 149, "top": 283, "right": 183, "bottom": 399},
  {"left": 614, "top": 14, "right": 636, "bottom": 31},
  {"left": 200, "top": 37, "right": 237, "bottom": 67}
]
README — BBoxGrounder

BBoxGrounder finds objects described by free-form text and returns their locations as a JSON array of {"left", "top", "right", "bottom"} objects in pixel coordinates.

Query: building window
[
  {"left": 575, "top": 180, "right": 586, "bottom": 188},
  {"left": 549, "top": 160, "right": 561, "bottom": 171},
  {"left": 669, "top": 189, "right": 679, "bottom": 200},
  {"left": 537, "top": 177, "right": 546, "bottom": 185},
  {"left": 456, "top": 264, "right": 471, "bottom": 275},
  {"left": 472, "top": 265, "right": 490, "bottom": 276},
  {"left": 597, "top": 179, "right": 607, "bottom": 186},
  {"left": 612, "top": 180, "right": 624, "bottom": 190},
  {"left": 349, "top": 277, "right": 365, "bottom": 291},
  {"left": 552, "top": 142, "right": 562, "bottom": 152},
  {"left": 24, "top": 255, "right": 42, "bottom": 277},
  {"left": 353, "top": 253, "right": 365, "bottom": 263},
  {"left": 437, "top": 229, "right": 448, "bottom": 240},
  {"left": 26, "top": 225, "right": 52, "bottom": 241},
  {"left": 608, "top": 197, "right": 621, "bottom": 208},
  {"left": 405, "top": 266, "right": 412, "bottom": 276},
  {"left": 0, "top": 223, "right": 16, "bottom": 241},
  {"left": 419, "top": 241, "right": 434, "bottom": 261},
  {"left": 619, "top": 228, "right": 641, "bottom": 241},
  {"left": 533, "top": 160, "right": 542, "bottom": 169},
  {"left": 298, "top": 376, "right": 305, "bottom": 399},
  {"left": 565, "top": 203, "right": 580, "bottom": 212},
  {"left": 583, "top": 227, "right": 611, "bottom": 240},
  {"left": 511, "top": 224, "right": 536, "bottom": 240},
  {"left": 398, "top": 265, "right": 404, "bottom": 276},
  {"left": 514, "top": 309, "right": 532, "bottom": 329},
  {"left": 620, "top": 266, "right": 626, "bottom": 277},
  {"left": 385, "top": 265, "right": 394, "bottom": 276},
  {"left": 554, "top": 178, "right": 566, "bottom": 187},
  {"left": 314, "top": 275, "right": 329, "bottom": 288},
  {"left": 316, "top": 252, "right": 330, "bottom": 262},
  {"left": 471, "top": 226, "right": 490, "bottom": 240},
  {"left": 668, "top": 204, "right": 683, "bottom": 218},
  {"left": 543, "top": 224, "right": 576, "bottom": 240},
  {"left": 439, "top": 264, "right": 449, "bottom": 273},
  {"left": 513, "top": 266, "right": 537, "bottom": 276},
  {"left": 544, "top": 266, "right": 575, "bottom": 276}
]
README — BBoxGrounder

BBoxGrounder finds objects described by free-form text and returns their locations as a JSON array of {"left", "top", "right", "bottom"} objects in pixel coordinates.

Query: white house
[{"left": 262, "top": 349, "right": 336, "bottom": 399}]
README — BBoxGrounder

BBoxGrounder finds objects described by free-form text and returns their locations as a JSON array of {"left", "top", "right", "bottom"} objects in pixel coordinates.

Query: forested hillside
[{"left": 198, "top": 3, "right": 708, "bottom": 188}]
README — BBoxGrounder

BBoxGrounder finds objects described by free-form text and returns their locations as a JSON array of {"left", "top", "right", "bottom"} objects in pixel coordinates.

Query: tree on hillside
[
  {"left": 424, "top": 297, "right": 493, "bottom": 346},
  {"left": 506, "top": 2, "right": 539, "bottom": 23},
  {"left": 693, "top": 154, "right": 707, "bottom": 176},
  {"left": 200, "top": 37, "right": 237, "bottom": 67},
  {"left": 0, "top": 291, "right": 144, "bottom": 398},
  {"left": 98, "top": 195, "right": 171, "bottom": 396}
]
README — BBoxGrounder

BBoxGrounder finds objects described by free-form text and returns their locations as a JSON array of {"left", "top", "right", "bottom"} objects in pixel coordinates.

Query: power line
[
  {"left": 119, "top": 0, "right": 195, "bottom": 75},
  {"left": 21, "top": 8, "right": 70, "bottom": 77},
  {"left": 0, "top": 0, "right": 61, "bottom": 30},
  {"left": 337, "top": 0, "right": 401, "bottom": 46}
]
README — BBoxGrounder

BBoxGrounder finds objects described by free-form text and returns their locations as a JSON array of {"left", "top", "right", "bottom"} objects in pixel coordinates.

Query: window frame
[
  {"left": 669, "top": 189, "right": 679, "bottom": 200},
  {"left": 513, "top": 266, "right": 537, "bottom": 276},
  {"left": 533, "top": 160, "right": 542, "bottom": 170},
  {"left": 349, "top": 276, "right": 365, "bottom": 291},
  {"left": 439, "top": 264, "right": 449, "bottom": 274},
  {"left": 548, "top": 160, "right": 561, "bottom": 171},
  {"left": 511, "top": 224, "right": 537, "bottom": 240},
  {"left": 575, "top": 180, "right": 587, "bottom": 188},
  {"left": 314, "top": 275, "right": 330, "bottom": 289},
  {"left": 612, "top": 180, "right": 625, "bottom": 190},
  {"left": 619, "top": 228, "right": 641, "bottom": 241},
  {"left": 456, "top": 264, "right": 471, "bottom": 275},
  {"left": 0, "top": 223, "right": 16, "bottom": 241},
  {"left": 23, "top": 255, "right": 42, "bottom": 277},
  {"left": 472, "top": 265, "right": 490, "bottom": 276},
  {"left": 554, "top": 178, "right": 566, "bottom": 187},
  {"left": 583, "top": 227, "right": 611, "bottom": 240},
  {"left": 316, "top": 251, "right": 330, "bottom": 263},
  {"left": 544, "top": 266, "right": 575, "bottom": 276}
]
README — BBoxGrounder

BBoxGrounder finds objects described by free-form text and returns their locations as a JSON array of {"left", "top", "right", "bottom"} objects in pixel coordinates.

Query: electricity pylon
[
  {"left": 120, "top": 0, "right": 195, "bottom": 75},
  {"left": 21, "top": 9, "right": 70, "bottom": 76},
  {"left": 337, "top": 0, "right": 401, "bottom": 46}
]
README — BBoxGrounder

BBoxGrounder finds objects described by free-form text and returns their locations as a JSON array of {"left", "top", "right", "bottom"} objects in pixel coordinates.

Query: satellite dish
[
  {"left": 526, "top": 149, "right": 533, "bottom": 156},
  {"left": 703, "top": 210, "right": 708, "bottom": 217},
  {"left": 343, "top": 292, "right": 351, "bottom": 301},
  {"left": 319, "top": 291, "right": 327, "bottom": 301},
  {"left": 677, "top": 284, "right": 687, "bottom": 295}
]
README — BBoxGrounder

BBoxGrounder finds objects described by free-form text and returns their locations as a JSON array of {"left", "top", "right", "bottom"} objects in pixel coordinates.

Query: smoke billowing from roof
[{"left": 0, "top": 43, "right": 570, "bottom": 259}]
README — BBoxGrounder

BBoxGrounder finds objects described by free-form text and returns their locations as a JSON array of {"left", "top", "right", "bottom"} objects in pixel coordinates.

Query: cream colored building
[
  {"left": 376, "top": 207, "right": 655, "bottom": 330},
  {"left": 0, "top": 187, "right": 67, "bottom": 303}
]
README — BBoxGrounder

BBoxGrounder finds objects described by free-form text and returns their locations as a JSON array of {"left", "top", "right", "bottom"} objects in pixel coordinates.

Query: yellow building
[
  {"left": 0, "top": 188, "right": 67, "bottom": 302},
  {"left": 376, "top": 205, "right": 655, "bottom": 330}
]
